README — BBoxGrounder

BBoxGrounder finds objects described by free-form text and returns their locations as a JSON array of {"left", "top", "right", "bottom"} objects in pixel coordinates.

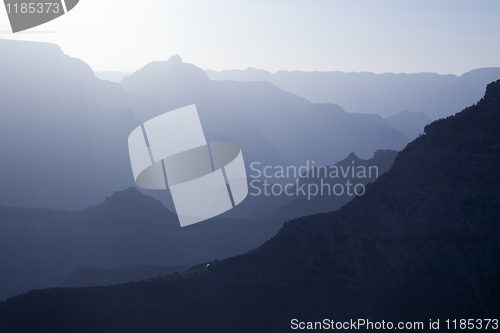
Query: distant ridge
[{"left": 206, "top": 67, "right": 500, "bottom": 119}]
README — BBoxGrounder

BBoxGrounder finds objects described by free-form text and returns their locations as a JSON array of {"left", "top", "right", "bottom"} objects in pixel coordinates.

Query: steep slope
[
  {"left": 211, "top": 80, "right": 500, "bottom": 314},
  {"left": 0, "top": 150, "right": 398, "bottom": 301},
  {"left": 0, "top": 80, "right": 498, "bottom": 331}
]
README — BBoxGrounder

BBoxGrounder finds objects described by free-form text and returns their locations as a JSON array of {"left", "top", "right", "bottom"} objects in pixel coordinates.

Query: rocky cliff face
[{"left": 213, "top": 80, "right": 500, "bottom": 297}]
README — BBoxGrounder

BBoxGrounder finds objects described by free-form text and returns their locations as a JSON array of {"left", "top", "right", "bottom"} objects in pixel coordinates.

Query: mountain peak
[
  {"left": 106, "top": 186, "right": 142, "bottom": 199},
  {"left": 134, "top": 54, "right": 183, "bottom": 75},
  {"left": 346, "top": 152, "right": 358, "bottom": 159},
  {"left": 122, "top": 54, "right": 211, "bottom": 100},
  {"left": 87, "top": 187, "right": 177, "bottom": 225},
  {"left": 334, "top": 152, "right": 361, "bottom": 165},
  {"left": 244, "top": 67, "right": 270, "bottom": 74},
  {"left": 166, "top": 54, "right": 183, "bottom": 65},
  {"left": 101, "top": 187, "right": 162, "bottom": 208}
]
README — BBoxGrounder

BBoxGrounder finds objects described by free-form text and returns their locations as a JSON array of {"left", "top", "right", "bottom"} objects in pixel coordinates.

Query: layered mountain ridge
[
  {"left": 206, "top": 66, "right": 500, "bottom": 119},
  {"left": 0, "top": 39, "right": 413, "bottom": 213},
  {"left": 121, "top": 54, "right": 410, "bottom": 173},
  {"left": 0, "top": 81, "right": 498, "bottom": 331},
  {"left": 0, "top": 148, "right": 397, "bottom": 302}
]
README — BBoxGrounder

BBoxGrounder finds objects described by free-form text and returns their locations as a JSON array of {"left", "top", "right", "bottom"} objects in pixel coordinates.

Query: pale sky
[{"left": 1, "top": 0, "right": 499, "bottom": 75}]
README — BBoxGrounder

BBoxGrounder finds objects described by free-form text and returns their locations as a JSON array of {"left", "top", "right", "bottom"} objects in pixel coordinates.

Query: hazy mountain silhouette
[
  {"left": 1, "top": 81, "right": 497, "bottom": 332},
  {"left": 0, "top": 40, "right": 410, "bottom": 213},
  {"left": 206, "top": 67, "right": 500, "bottom": 120},
  {"left": 123, "top": 56, "right": 409, "bottom": 173},
  {"left": 0, "top": 187, "right": 176, "bottom": 301},
  {"left": 0, "top": 186, "right": 290, "bottom": 301},
  {"left": 0, "top": 146, "right": 399, "bottom": 302},
  {"left": 0, "top": 39, "right": 165, "bottom": 210},
  {"left": 47, "top": 149, "right": 398, "bottom": 294}
]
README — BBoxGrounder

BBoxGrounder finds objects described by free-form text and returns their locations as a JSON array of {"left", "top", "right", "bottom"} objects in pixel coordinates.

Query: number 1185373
[{"left": 5, "top": 2, "right": 60, "bottom": 14}]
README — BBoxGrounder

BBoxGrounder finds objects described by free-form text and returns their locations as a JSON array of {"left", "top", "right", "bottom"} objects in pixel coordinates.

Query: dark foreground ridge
[{"left": 1, "top": 82, "right": 499, "bottom": 332}]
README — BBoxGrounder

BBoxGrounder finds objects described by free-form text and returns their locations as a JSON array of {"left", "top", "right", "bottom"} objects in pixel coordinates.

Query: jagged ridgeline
[{"left": 0, "top": 81, "right": 498, "bottom": 332}]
